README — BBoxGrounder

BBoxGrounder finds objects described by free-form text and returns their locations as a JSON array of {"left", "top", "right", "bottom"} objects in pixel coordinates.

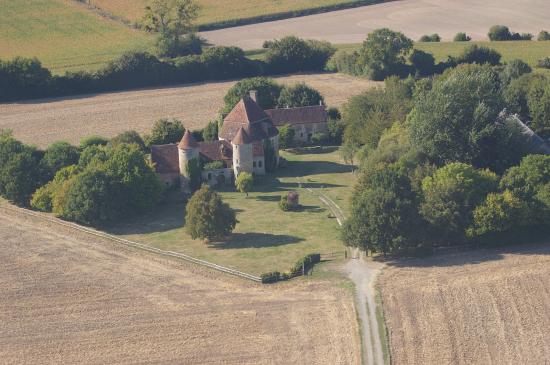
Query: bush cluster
[
  {"left": 0, "top": 35, "right": 333, "bottom": 102},
  {"left": 488, "top": 25, "right": 533, "bottom": 41},
  {"left": 261, "top": 253, "right": 321, "bottom": 283},
  {"left": 419, "top": 34, "right": 441, "bottom": 42}
]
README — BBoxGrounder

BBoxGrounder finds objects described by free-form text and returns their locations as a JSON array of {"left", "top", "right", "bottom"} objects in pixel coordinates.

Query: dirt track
[
  {"left": 0, "top": 206, "right": 360, "bottom": 364},
  {"left": 202, "top": 0, "right": 550, "bottom": 49},
  {"left": 0, "top": 73, "right": 378, "bottom": 148},
  {"left": 380, "top": 246, "right": 550, "bottom": 364}
]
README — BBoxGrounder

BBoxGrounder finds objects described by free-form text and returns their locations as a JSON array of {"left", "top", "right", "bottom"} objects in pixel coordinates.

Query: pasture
[
  {"left": 0, "top": 203, "right": 360, "bottom": 364},
  {"left": 110, "top": 149, "right": 355, "bottom": 275},
  {"left": 0, "top": 0, "right": 153, "bottom": 73},
  {"left": 0, "top": 73, "right": 379, "bottom": 148},
  {"left": 380, "top": 245, "right": 550, "bottom": 364}
]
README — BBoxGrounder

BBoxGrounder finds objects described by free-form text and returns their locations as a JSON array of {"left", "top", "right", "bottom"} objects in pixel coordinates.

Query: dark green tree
[
  {"left": 222, "top": 77, "right": 282, "bottom": 114},
  {"left": 420, "top": 163, "right": 499, "bottom": 244},
  {"left": 185, "top": 185, "right": 237, "bottom": 241},
  {"left": 278, "top": 124, "right": 295, "bottom": 149},
  {"left": 145, "top": 118, "right": 185, "bottom": 147},
  {"left": 108, "top": 130, "right": 146, "bottom": 150},
  {"left": 357, "top": 28, "right": 413, "bottom": 80},
  {"left": 277, "top": 83, "right": 324, "bottom": 108},
  {"left": 40, "top": 141, "right": 80, "bottom": 182}
]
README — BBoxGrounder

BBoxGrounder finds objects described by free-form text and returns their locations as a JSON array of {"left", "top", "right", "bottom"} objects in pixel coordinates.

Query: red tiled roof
[
  {"left": 224, "top": 96, "right": 271, "bottom": 125},
  {"left": 265, "top": 105, "right": 328, "bottom": 126},
  {"left": 178, "top": 130, "right": 199, "bottom": 149},
  {"left": 220, "top": 96, "right": 277, "bottom": 142},
  {"left": 232, "top": 126, "right": 252, "bottom": 144},
  {"left": 198, "top": 140, "right": 233, "bottom": 165},
  {"left": 151, "top": 144, "right": 179, "bottom": 174}
]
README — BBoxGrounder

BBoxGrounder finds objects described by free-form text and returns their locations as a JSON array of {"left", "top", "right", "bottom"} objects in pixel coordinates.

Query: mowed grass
[
  {"left": 109, "top": 149, "right": 353, "bottom": 275},
  {"left": 88, "top": 0, "right": 370, "bottom": 26},
  {"left": 0, "top": 0, "right": 153, "bottom": 73}
]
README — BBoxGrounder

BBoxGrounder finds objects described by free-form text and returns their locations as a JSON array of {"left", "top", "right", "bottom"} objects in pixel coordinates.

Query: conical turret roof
[
  {"left": 178, "top": 130, "right": 199, "bottom": 149},
  {"left": 232, "top": 126, "right": 251, "bottom": 145}
]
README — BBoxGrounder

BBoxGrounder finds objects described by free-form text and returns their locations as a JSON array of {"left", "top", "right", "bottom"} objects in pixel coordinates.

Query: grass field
[
  {"left": 380, "top": 245, "right": 550, "bottom": 364},
  {"left": 0, "top": 204, "right": 360, "bottom": 364},
  {"left": 87, "top": 0, "right": 372, "bottom": 26},
  {"left": 0, "top": 0, "right": 153, "bottom": 73},
  {"left": 109, "top": 149, "right": 354, "bottom": 275}
]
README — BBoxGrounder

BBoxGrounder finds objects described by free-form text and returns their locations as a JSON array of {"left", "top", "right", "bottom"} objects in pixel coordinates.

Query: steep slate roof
[
  {"left": 151, "top": 144, "right": 179, "bottom": 174},
  {"left": 178, "top": 130, "right": 199, "bottom": 149},
  {"left": 265, "top": 105, "right": 328, "bottom": 126},
  {"left": 506, "top": 114, "right": 550, "bottom": 155},
  {"left": 219, "top": 96, "right": 277, "bottom": 142}
]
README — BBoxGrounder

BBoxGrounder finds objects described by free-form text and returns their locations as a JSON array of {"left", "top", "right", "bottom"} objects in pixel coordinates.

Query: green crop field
[
  {"left": 88, "top": 0, "right": 375, "bottom": 26},
  {"left": 0, "top": 0, "right": 153, "bottom": 73},
  {"left": 109, "top": 149, "right": 355, "bottom": 276}
]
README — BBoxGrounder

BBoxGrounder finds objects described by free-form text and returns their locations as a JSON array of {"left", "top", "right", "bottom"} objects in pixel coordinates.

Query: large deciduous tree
[{"left": 185, "top": 185, "right": 237, "bottom": 241}]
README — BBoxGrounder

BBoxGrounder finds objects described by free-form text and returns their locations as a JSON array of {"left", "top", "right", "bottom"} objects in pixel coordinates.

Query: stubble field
[
  {"left": 0, "top": 73, "right": 379, "bottom": 148},
  {"left": 380, "top": 245, "right": 550, "bottom": 364},
  {"left": 0, "top": 204, "right": 360, "bottom": 364}
]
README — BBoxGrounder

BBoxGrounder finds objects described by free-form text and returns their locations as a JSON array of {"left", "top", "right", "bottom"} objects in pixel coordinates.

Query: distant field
[
  {"left": 0, "top": 73, "right": 379, "bottom": 148},
  {"left": 87, "top": 0, "right": 373, "bottom": 26},
  {"left": 0, "top": 0, "right": 153, "bottom": 73},
  {"left": 110, "top": 149, "right": 355, "bottom": 275},
  {"left": 380, "top": 245, "right": 550, "bottom": 364}
]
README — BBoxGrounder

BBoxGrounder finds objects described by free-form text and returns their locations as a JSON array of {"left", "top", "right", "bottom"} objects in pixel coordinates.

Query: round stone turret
[
  {"left": 232, "top": 126, "right": 253, "bottom": 176},
  {"left": 178, "top": 130, "right": 199, "bottom": 191}
]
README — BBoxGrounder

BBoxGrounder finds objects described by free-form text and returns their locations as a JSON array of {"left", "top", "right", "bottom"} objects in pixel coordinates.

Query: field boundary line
[{"left": 0, "top": 204, "right": 262, "bottom": 283}]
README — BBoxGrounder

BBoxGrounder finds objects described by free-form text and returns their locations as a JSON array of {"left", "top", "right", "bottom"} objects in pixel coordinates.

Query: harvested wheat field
[
  {"left": 380, "top": 245, "right": 550, "bottom": 365},
  {"left": 0, "top": 73, "right": 378, "bottom": 148},
  {"left": 0, "top": 205, "right": 360, "bottom": 365}
]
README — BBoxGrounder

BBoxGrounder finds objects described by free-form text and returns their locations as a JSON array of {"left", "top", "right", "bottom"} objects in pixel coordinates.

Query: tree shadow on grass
[
  {"left": 381, "top": 240, "right": 550, "bottom": 268},
  {"left": 211, "top": 232, "right": 304, "bottom": 249},
  {"left": 256, "top": 195, "right": 281, "bottom": 202}
]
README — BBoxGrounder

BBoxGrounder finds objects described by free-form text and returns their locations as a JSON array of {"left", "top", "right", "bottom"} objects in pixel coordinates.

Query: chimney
[{"left": 249, "top": 90, "right": 258, "bottom": 103}]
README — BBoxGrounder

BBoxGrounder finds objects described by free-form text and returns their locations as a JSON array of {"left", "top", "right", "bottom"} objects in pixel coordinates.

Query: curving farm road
[{"left": 201, "top": 0, "right": 550, "bottom": 49}]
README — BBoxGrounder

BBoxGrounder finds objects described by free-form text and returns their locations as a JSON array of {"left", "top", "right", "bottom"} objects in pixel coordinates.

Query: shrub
[
  {"left": 500, "top": 59, "right": 532, "bottom": 85},
  {"left": 185, "top": 185, "right": 237, "bottom": 240},
  {"left": 202, "top": 120, "right": 219, "bottom": 141},
  {"left": 0, "top": 57, "right": 52, "bottom": 101},
  {"left": 265, "top": 36, "right": 335, "bottom": 74},
  {"left": 279, "top": 191, "right": 300, "bottom": 211},
  {"left": 409, "top": 49, "right": 436, "bottom": 76},
  {"left": 79, "top": 135, "right": 109, "bottom": 149},
  {"left": 454, "top": 32, "right": 471, "bottom": 42},
  {"left": 156, "top": 33, "right": 203, "bottom": 58},
  {"left": 278, "top": 124, "right": 295, "bottom": 149},
  {"left": 488, "top": 25, "right": 512, "bottom": 41},
  {"left": 419, "top": 34, "right": 441, "bottom": 42},
  {"left": 456, "top": 45, "right": 501, "bottom": 65},
  {"left": 108, "top": 130, "right": 146, "bottom": 150},
  {"left": 235, "top": 172, "right": 254, "bottom": 196},
  {"left": 144, "top": 118, "right": 185, "bottom": 147},
  {"left": 537, "top": 57, "right": 550, "bottom": 69},
  {"left": 31, "top": 165, "right": 78, "bottom": 212},
  {"left": 97, "top": 52, "right": 168, "bottom": 91},
  {"left": 200, "top": 46, "right": 255, "bottom": 80},
  {"left": 261, "top": 271, "right": 280, "bottom": 284},
  {"left": 538, "top": 30, "right": 550, "bottom": 41},
  {"left": 203, "top": 160, "right": 224, "bottom": 170},
  {"left": 289, "top": 253, "right": 321, "bottom": 277}
]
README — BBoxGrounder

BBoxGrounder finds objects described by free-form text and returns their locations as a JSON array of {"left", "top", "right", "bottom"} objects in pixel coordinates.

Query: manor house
[{"left": 150, "top": 91, "right": 328, "bottom": 191}]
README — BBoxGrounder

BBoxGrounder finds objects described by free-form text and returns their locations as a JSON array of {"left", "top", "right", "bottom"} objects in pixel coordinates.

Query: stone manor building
[{"left": 151, "top": 91, "right": 328, "bottom": 191}]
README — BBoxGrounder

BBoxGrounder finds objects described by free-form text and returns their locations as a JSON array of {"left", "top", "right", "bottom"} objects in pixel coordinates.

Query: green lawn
[
  {"left": 0, "top": 0, "right": 154, "bottom": 74},
  {"left": 108, "top": 149, "right": 355, "bottom": 275}
]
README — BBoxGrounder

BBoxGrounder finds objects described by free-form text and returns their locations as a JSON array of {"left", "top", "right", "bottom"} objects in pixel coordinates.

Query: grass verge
[{"left": 375, "top": 280, "right": 392, "bottom": 365}]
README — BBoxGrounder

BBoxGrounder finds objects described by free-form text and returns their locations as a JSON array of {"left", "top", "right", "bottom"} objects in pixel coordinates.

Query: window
[
  {"left": 259, "top": 161, "right": 263, "bottom": 168},
  {"left": 208, "top": 173, "right": 212, "bottom": 180},
  {"left": 236, "top": 159, "right": 239, "bottom": 164},
  {"left": 253, "top": 161, "right": 256, "bottom": 168}
]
